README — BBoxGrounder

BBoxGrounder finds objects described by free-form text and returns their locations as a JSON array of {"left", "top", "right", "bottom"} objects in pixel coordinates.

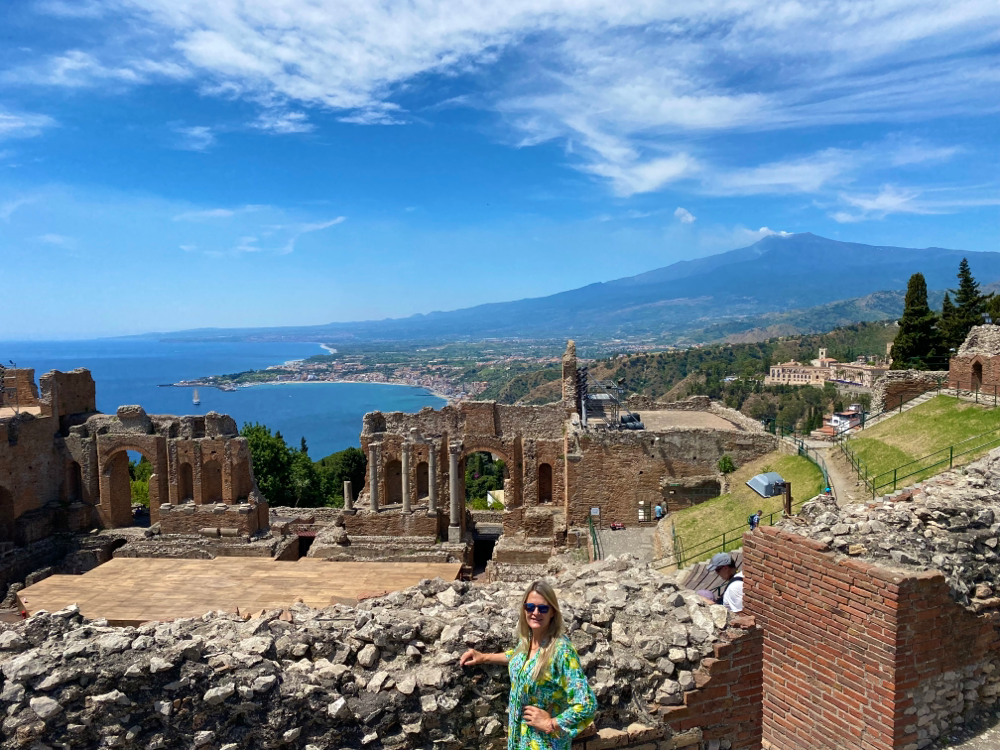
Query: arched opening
[
  {"left": 538, "top": 463, "right": 553, "bottom": 504},
  {"left": 0, "top": 486, "right": 14, "bottom": 544},
  {"left": 416, "top": 461, "right": 429, "bottom": 499},
  {"left": 385, "top": 459, "right": 403, "bottom": 505},
  {"left": 202, "top": 459, "right": 223, "bottom": 504},
  {"left": 463, "top": 451, "right": 508, "bottom": 510},
  {"left": 973, "top": 361, "right": 984, "bottom": 389},
  {"left": 179, "top": 463, "right": 194, "bottom": 503},
  {"left": 102, "top": 449, "right": 153, "bottom": 527},
  {"left": 232, "top": 460, "right": 251, "bottom": 502}
]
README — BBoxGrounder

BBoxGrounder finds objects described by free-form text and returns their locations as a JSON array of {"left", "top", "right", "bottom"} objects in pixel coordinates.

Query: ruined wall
[
  {"left": 566, "top": 429, "right": 776, "bottom": 527},
  {"left": 343, "top": 510, "right": 442, "bottom": 538},
  {"left": 157, "top": 501, "right": 267, "bottom": 537},
  {"left": 0, "top": 556, "right": 762, "bottom": 750},
  {"left": 38, "top": 369, "right": 96, "bottom": 420},
  {"left": 745, "top": 444, "right": 1000, "bottom": 750},
  {"left": 0, "top": 369, "right": 39, "bottom": 408},
  {"left": 949, "top": 325, "right": 1000, "bottom": 390},
  {"left": 870, "top": 370, "right": 948, "bottom": 412}
]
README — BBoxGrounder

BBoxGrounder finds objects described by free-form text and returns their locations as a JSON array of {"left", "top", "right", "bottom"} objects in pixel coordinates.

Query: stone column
[
  {"left": 448, "top": 441, "right": 462, "bottom": 542},
  {"left": 401, "top": 444, "right": 411, "bottom": 513},
  {"left": 368, "top": 444, "right": 380, "bottom": 512},
  {"left": 427, "top": 443, "right": 438, "bottom": 516},
  {"left": 343, "top": 480, "right": 354, "bottom": 513}
]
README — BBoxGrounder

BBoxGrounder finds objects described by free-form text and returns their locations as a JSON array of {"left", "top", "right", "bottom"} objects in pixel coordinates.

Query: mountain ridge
[{"left": 134, "top": 233, "right": 1000, "bottom": 344}]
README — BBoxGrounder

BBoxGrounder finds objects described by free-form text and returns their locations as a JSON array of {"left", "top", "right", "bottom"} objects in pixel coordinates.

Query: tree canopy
[{"left": 890, "top": 273, "right": 942, "bottom": 370}]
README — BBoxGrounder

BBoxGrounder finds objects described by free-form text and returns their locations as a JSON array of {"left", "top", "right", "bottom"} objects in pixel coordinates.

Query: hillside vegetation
[
  {"left": 672, "top": 452, "right": 826, "bottom": 564},
  {"left": 845, "top": 396, "right": 1000, "bottom": 488}
]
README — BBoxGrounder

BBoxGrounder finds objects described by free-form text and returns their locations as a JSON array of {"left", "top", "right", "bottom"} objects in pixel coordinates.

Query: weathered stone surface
[{"left": 0, "top": 555, "right": 749, "bottom": 749}]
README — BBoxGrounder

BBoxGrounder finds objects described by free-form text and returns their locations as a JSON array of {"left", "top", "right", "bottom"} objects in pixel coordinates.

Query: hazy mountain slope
[{"left": 148, "top": 233, "right": 1000, "bottom": 343}]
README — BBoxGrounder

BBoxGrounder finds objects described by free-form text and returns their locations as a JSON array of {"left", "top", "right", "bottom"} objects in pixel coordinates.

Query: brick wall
[
  {"left": 158, "top": 502, "right": 263, "bottom": 536},
  {"left": 343, "top": 509, "right": 441, "bottom": 538},
  {"left": 870, "top": 370, "right": 948, "bottom": 412},
  {"left": 949, "top": 355, "right": 1000, "bottom": 390},
  {"left": 745, "top": 527, "right": 1000, "bottom": 750},
  {"left": 1, "top": 369, "right": 40, "bottom": 408},
  {"left": 38, "top": 369, "right": 97, "bottom": 418}
]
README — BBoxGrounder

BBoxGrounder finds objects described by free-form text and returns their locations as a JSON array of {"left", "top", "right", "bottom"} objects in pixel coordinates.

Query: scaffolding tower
[{"left": 577, "top": 367, "right": 643, "bottom": 430}]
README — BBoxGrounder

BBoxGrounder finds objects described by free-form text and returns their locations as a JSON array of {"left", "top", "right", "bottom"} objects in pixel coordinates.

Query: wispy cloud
[
  {"left": 0, "top": 110, "right": 56, "bottom": 140},
  {"left": 831, "top": 185, "right": 1000, "bottom": 222},
  {"left": 277, "top": 217, "right": 347, "bottom": 255},
  {"left": 173, "top": 204, "right": 266, "bottom": 221},
  {"left": 674, "top": 207, "right": 696, "bottom": 224},
  {"left": 172, "top": 125, "right": 215, "bottom": 152},
  {"left": 0, "top": 197, "right": 33, "bottom": 221},
  {"left": 252, "top": 110, "right": 314, "bottom": 134},
  {"left": 38, "top": 233, "right": 77, "bottom": 248}
]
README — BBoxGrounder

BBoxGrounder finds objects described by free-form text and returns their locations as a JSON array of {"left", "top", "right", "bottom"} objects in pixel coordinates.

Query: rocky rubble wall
[
  {"left": 0, "top": 557, "right": 761, "bottom": 750},
  {"left": 746, "top": 449, "right": 1000, "bottom": 750},
  {"left": 870, "top": 370, "right": 948, "bottom": 413}
]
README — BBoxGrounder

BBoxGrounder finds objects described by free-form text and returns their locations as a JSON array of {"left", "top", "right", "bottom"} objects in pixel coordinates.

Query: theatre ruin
[{"left": 0, "top": 341, "right": 775, "bottom": 585}]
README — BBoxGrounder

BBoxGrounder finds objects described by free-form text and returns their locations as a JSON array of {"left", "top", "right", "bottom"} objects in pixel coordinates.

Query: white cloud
[
  {"left": 0, "top": 110, "right": 56, "bottom": 140},
  {"left": 674, "top": 207, "right": 696, "bottom": 224},
  {"left": 12, "top": 0, "right": 1000, "bottom": 194},
  {"left": 179, "top": 244, "right": 197, "bottom": 252},
  {"left": 173, "top": 204, "right": 265, "bottom": 221},
  {"left": 0, "top": 198, "right": 33, "bottom": 221},
  {"left": 252, "top": 110, "right": 315, "bottom": 134},
  {"left": 278, "top": 217, "right": 347, "bottom": 255},
  {"left": 38, "top": 233, "right": 77, "bottom": 248},
  {"left": 830, "top": 184, "right": 1000, "bottom": 222},
  {"left": 172, "top": 125, "right": 215, "bottom": 151}
]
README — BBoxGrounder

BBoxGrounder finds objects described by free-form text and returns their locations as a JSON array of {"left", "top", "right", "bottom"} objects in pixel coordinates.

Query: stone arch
[
  {"left": 201, "top": 459, "right": 223, "bottom": 504},
  {"left": 178, "top": 462, "right": 194, "bottom": 503},
  {"left": 973, "top": 360, "right": 984, "bottom": 389},
  {"left": 416, "top": 461, "right": 429, "bottom": 499},
  {"left": 101, "top": 448, "right": 152, "bottom": 527},
  {"left": 538, "top": 463, "right": 553, "bottom": 504},
  {"left": 385, "top": 459, "right": 403, "bottom": 506},
  {"left": 0, "top": 486, "right": 14, "bottom": 544}
]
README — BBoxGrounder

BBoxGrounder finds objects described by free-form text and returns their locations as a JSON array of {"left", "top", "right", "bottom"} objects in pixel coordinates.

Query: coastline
[{"left": 168, "top": 378, "right": 453, "bottom": 405}]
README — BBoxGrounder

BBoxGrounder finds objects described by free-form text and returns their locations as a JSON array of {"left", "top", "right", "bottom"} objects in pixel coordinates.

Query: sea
[{"left": 0, "top": 339, "right": 445, "bottom": 459}]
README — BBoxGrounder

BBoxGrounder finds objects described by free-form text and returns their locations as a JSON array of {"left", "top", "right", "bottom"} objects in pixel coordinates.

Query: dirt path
[{"left": 799, "top": 439, "right": 861, "bottom": 506}]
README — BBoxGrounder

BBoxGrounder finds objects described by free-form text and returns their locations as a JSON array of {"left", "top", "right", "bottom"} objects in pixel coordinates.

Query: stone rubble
[
  {"left": 780, "top": 447, "right": 1000, "bottom": 610},
  {"left": 0, "top": 556, "right": 747, "bottom": 750}
]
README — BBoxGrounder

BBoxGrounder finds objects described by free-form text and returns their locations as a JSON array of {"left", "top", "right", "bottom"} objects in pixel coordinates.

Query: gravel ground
[{"left": 937, "top": 708, "right": 1000, "bottom": 749}]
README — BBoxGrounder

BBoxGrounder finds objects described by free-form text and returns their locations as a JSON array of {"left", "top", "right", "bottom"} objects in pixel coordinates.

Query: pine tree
[
  {"left": 939, "top": 292, "right": 961, "bottom": 352},
  {"left": 890, "top": 273, "right": 942, "bottom": 370},
  {"left": 949, "top": 258, "right": 993, "bottom": 348}
]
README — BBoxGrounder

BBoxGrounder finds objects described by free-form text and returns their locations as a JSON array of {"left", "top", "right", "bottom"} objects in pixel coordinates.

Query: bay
[{"left": 0, "top": 339, "right": 445, "bottom": 459}]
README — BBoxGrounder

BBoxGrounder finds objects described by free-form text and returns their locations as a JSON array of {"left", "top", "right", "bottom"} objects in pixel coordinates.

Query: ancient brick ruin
[
  {"left": 339, "top": 341, "right": 776, "bottom": 575},
  {"left": 949, "top": 324, "right": 1000, "bottom": 392}
]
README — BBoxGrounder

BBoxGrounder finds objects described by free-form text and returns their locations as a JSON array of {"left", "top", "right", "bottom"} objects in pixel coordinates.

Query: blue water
[{"left": 0, "top": 340, "right": 444, "bottom": 458}]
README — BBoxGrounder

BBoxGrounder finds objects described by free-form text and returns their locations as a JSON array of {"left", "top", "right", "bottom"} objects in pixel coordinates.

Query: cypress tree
[
  {"left": 939, "top": 292, "right": 960, "bottom": 351},
  {"left": 950, "top": 258, "right": 993, "bottom": 347},
  {"left": 891, "top": 273, "right": 942, "bottom": 370}
]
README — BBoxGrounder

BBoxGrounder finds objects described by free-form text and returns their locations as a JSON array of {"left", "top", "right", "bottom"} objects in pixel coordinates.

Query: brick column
[
  {"left": 401, "top": 444, "right": 411, "bottom": 513},
  {"left": 368, "top": 443, "right": 380, "bottom": 512},
  {"left": 427, "top": 443, "right": 438, "bottom": 516},
  {"left": 448, "top": 442, "right": 462, "bottom": 542}
]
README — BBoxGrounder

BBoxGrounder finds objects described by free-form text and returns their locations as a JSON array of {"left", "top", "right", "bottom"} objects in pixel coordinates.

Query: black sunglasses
[{"left": 524, "top": 603, "right": 551, "bottom": 615}]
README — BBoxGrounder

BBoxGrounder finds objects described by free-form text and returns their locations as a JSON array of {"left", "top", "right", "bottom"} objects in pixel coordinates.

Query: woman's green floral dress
[{"left": 504, "top": 636, "right": 597, "bottom": 750}]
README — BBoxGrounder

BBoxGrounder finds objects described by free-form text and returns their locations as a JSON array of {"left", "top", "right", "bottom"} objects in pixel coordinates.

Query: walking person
[
  {"left": 654, "top": 502, "right": 664, "bottom": 521},
  {"left": 748, "top": 509, "right": 763, "bottom": 531},
  {"left": 459, "top": 581, "right": 597, "bottom": 749}
]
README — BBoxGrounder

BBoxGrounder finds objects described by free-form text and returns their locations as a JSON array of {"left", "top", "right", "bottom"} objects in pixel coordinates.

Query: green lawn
[
  {"left": 672, "top": 452, "right": 825, "bottom": 565},
  {"left": 844, "top": 396, "right": 1000, "bottom": 491}
]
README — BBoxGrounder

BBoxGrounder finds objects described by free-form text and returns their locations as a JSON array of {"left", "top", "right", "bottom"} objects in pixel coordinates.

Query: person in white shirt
[{"left": 702, "top": 552, "right": 744, "bottom": 612}]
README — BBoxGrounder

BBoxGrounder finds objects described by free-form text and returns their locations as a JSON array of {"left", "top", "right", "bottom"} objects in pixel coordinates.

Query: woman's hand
[
  {"left": 523, "top": 705, "right": 557, "bottom": 734},
  {"left": 459, "top": 649, "right": 484, "bottom": 666}
]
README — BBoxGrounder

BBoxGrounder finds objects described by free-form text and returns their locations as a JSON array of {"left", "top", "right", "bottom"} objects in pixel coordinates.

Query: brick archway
[
  {"left": 0, "top": 485, "right": 14, "bottom": 544},
  {"left": 101, "top": 448, "right": 153, "bottom": 527}
]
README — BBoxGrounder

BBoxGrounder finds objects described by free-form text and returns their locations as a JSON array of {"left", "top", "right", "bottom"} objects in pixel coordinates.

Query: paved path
[{"left": 596, "top": 524, "right": 656, "bottom": 562}]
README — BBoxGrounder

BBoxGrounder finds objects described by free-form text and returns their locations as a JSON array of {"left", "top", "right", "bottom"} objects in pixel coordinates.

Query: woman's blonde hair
[{"left": 513, "top": 580, "right": 564, "bottom": 681}]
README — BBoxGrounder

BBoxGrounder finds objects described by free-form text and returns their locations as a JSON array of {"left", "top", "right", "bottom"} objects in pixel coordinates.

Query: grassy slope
[
  {"left": 845, "top": 396, "right": 1000, "bottom": 486},
  {"left": 672, "top": 452, "right": 825, "bottom": 564}
]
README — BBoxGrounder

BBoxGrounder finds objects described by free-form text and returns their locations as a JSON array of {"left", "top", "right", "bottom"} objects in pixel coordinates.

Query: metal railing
[
  {"left": 841, "top": 424, "right": 1000, "bottom": 498},
  {"left": 588, "top": 515, "right": 603, "bottom": 561},
  {"left": 672, "top": 524, "right": 685, "bottom": 569},
  {"left": 674, "top": 496, "right": 811, "bottom": 569}
]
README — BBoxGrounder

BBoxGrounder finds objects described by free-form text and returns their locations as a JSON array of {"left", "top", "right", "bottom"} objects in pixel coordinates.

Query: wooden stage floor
[{"left": 17, "top": 557, "right": 462, "bottom": 625}]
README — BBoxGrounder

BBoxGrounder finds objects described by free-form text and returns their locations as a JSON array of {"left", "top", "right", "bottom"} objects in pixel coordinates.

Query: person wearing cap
[{"left": 702, "top": 552, "right": 744, "bottom": 612}]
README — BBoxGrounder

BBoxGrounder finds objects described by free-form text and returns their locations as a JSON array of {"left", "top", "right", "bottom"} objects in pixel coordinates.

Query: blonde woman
[{"left": 460, "top": 580, "right": 597, "bottom": 749}]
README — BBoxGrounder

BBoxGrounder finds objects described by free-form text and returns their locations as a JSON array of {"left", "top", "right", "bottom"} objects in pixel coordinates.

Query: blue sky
[{"left": 2, "top": 0, "right": 999, "bottom": 338}]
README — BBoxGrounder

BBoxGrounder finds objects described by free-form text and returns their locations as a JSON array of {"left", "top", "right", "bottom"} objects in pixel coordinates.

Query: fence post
[
  {"left": 783, "top": 482, "right": 792, "bottom": 517},
  {"left": 893, "top": 468, "right": 897, "bottom": 492},
  {"left": 950, "top": 445, "right": 954, "bottom": 469}
]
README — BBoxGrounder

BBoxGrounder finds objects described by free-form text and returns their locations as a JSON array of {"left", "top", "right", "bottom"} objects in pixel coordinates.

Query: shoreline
[{"left": 167, "top": 379, "right": 453, "bottom": 404}]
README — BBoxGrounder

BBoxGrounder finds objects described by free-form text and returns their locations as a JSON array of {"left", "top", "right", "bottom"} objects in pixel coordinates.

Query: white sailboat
[{"left": 192, "top": 388, "right": 201, "bottom": 406}]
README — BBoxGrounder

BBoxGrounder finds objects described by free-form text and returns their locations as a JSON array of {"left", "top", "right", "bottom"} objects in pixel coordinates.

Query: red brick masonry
[{"left": 745, "top": 527, "right": 1000, "bottom": 750}]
